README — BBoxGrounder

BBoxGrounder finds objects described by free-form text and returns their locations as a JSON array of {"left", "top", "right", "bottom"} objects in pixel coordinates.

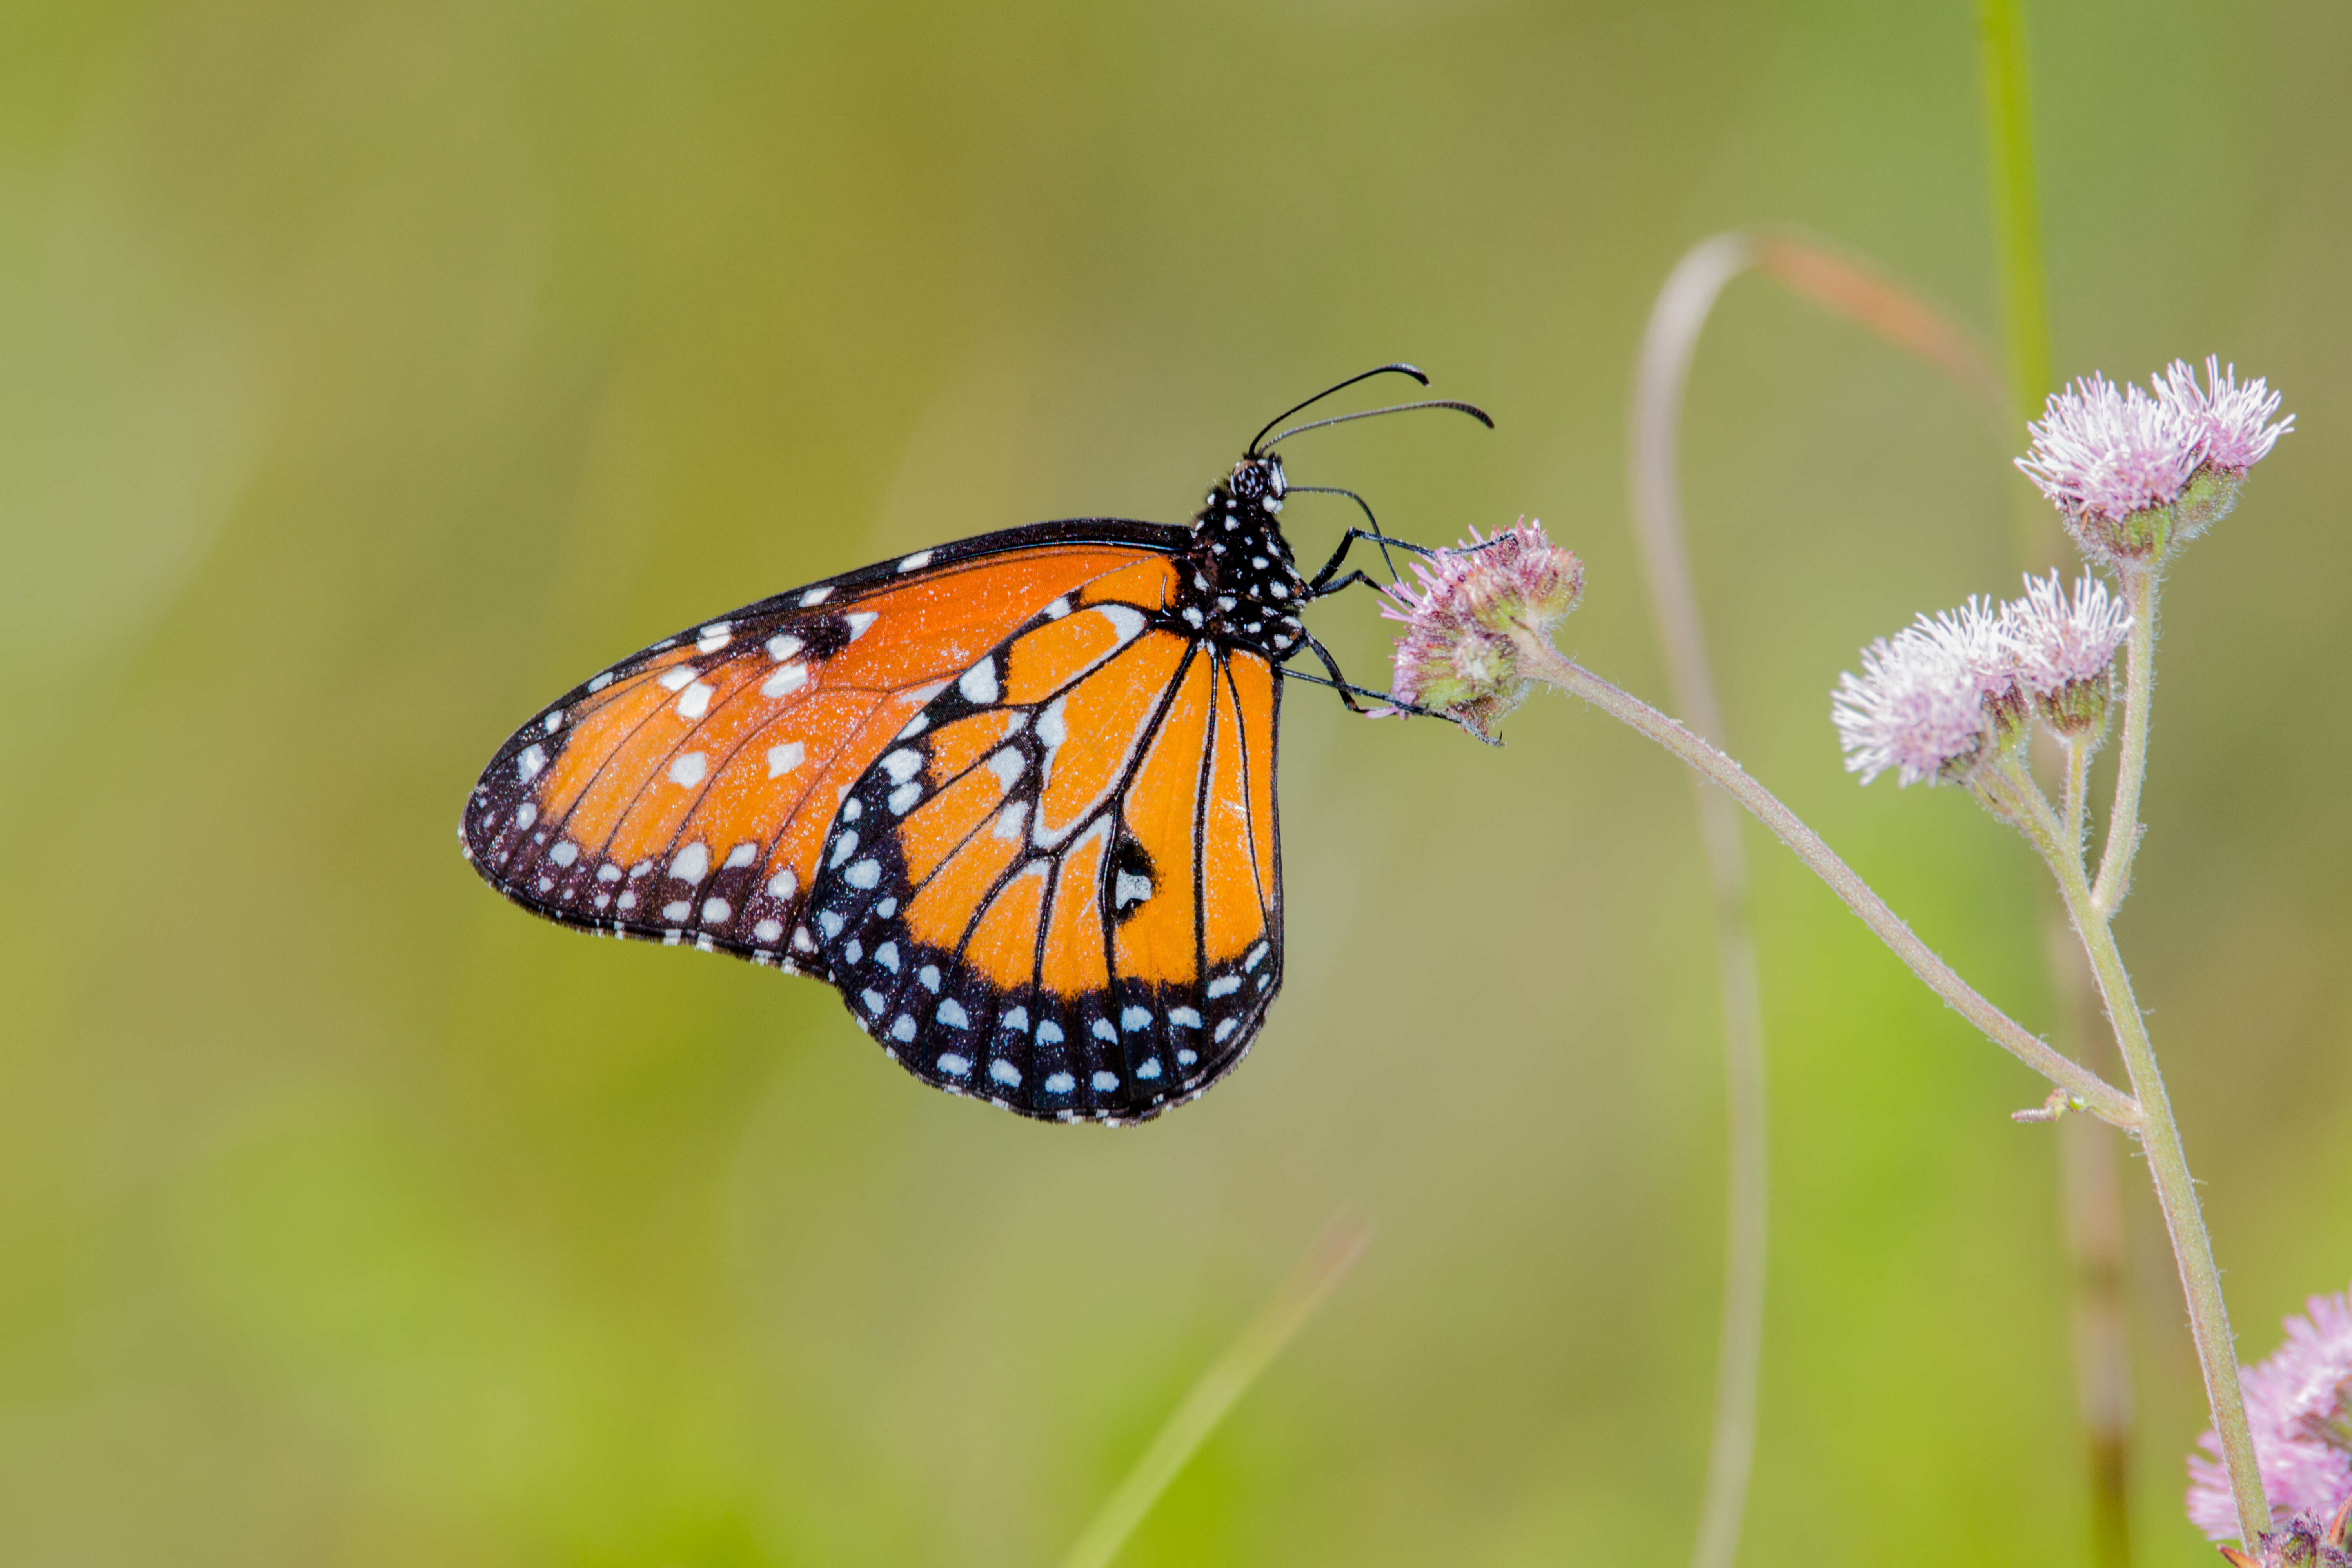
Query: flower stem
[
  {"left": 2061, "top": 733, "right": 2090, "bottom": 863},
  {"left": 1984, "top": 756, "right": 2270, "bottom": 1543},
  {"left": 1059, "top": 1216, "right": 1371, "bottom": 1568},
  {"left": 2092, "top": 568, "right": 2158, "bottom": 913},
  {"left": 1510, "top": 638, "right": 2138, "bottom": 1128}
]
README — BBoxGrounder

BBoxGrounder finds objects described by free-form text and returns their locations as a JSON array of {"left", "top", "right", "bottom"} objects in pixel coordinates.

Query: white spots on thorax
[
  {"left": 1113, "top": 870, "right": 1151, "bottom": 910},
  {"left": 724, "top": 842, "right": 758, "bottom": 870},
  {"left": 937, "top": 1052, "right": 972, "bottom": 1077},
  {"left": 675, "top": 680, "right": 715, "bottom": 719},
  {"left": 1251, "top": 556, "right": 1268, "bottom": 569},
  {"left": 668, "top": 751, "right": 708, "bottom": 788},
  {"left": 596, "top": 862, "right": 623, "bottom": 884},
  {"left": 753, "top": 918, "right": 783, "bottom": 943},
  {"left": 766, "top": 867, "right": 798, "bottom": 900},
  {"left": 845, "top": 611, "right": 877, "bottom": 641},
  {"left": 1090, "top": 1018, "right": 1117, "bottom": 1043},
  {"left": 845, "top": 858, "right": 880, "bottom": 890},
  {"left": 959, "top": 656, "right": 1000, "bottom": 705},
  {"left": 517, "top": 743, "right": 548, "bottom": 781},
  {"left": 1043, "top": 1071, "right": 1075, "bottom": 1095},
  {"left": 1182, "top": 606, "right": 1204, "bottom": 629},
  {"left": 1092, "top": 1070, "right": 1120, "bottom": 1092},
  {"left": 767, "top": 633, "right": 802, "bottom": 662},
  {"left": 1206, "top": 974, "right": 1241, "bottom": 999},
  {"left": 671, "top": 842, "right": 710, "bottom": 883},
  {"left": 1269, "top": 582, "right": 1290, "bottom": 600},
  {"left": 1035, "top": 1020, "right": 1064, "bottom": 1045},
  {"left": 550, "top": 840, "right": 579, "bottom": 868},
  {"left": 701, "top": 897, "right": 731, "bottom": 922},
  {"left": 662, "top": 899, "right": 693, "bottom": 922},
  {"left": 697, "top": 623, "right": 732, "bottom": 653},
  {"left": 799, "top": 586, "right": 834, "bottom": 607},
  {"left": 514, "top": 802, "right": 538, "bottom": 829},
  {"left": 761, "top": 663, "right": 807, "bottom": 699},
  {"left": 990, "top": 1059, "right": 1022, "bottom": 1088},
  {"left": 937, "top": 999, "right": 969, "bottom": 1029},
  {"left": 766, "top": 741, "right": 805, "bottom": 779},
  {"left": 897, "top": 550, "right": 934, "bottom": 573}
]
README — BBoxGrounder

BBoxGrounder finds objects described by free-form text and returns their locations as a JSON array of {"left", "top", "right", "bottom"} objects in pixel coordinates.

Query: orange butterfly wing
[
  {"left": 809, "top": 577, "right": 1283, "bottom": 1122},
  {"left": 460, "top": 523, "right": 1193, "bottom": 979}
]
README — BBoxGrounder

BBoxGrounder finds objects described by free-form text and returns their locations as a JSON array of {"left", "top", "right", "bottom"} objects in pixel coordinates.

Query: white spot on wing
[
  {"left": 671, "top": 842, "right": 710, "bottom": 883},
  {"left": 766, "top": 868, "right": 798, "bottom": 899},
  {"left": 800, "top": 586, "right": 833, "bottom": 606},
  {"left": 659, "top": 668, "right": 694, "bottom": 692},
  {"left": 958, "top": 658, "right": 999, "bottom": 705},
  {"left": 761, "top": 663, "right": 807, "bottom": 699},
  {"left": 937, "top": 999, "right": 969, "bottom": 1028},
  {"left": 668, "top": 752, "right": 707, "bottom": 788},
  {"left": 766, "top": 742, "right": 805, "bottom": 778},
  {"left": 701, "top": 898, "right": 731, "bottom": 922},
  {"left": 845, "top": 611, "right": 877, "bottom": 641},
  {"left": 985, "top": 748, "right": 1023, "bottom": 789},
  {"left": 517, "top": 744, "right": 547, "bottom": 781},
  {"left": 845, "top": 859, "right": 880, "bottom": 890},
  {"left": 724, "top": 842, "right": 757, "bottom": 869},
  {"left": 882, "top": 749, "right": 923, "bottom": 784},
  {"left": 676, "top": 681, "right": 715, "bottom": 719},
  {"left": 1092, "top": 1070, "right": 1119, "bottom": 1092},
  {"left": 550, "top": 841, "right": 579, "bottom": 867},
  {"left": 990, "top": 1059, "right": 1022, "bottom": 1088},
  {"left": 897, "top": 550, "right": 934, "bottom": 573}
]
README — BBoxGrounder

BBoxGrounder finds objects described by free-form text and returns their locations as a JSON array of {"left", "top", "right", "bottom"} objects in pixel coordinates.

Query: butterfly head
[{"left": 1228, "top": 454, "right": 1286, "bottom": 505}]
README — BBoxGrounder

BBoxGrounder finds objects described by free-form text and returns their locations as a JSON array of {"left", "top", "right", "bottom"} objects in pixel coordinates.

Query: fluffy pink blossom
[
  {"left": 2007, "top": 571, "right": 2131, "bottom": 700},
  {"left": 1831, "top": 630, "right": 1989, "bottom": 787},
  {"left": 2016, "top": 373, "right": 2207, "bottom": 531},
  {"left": 2189, "top": 1283, "right": 2352, "bottom": 1541},
  {"left": 1379, "top": 518, "right": 1582, "bottom": 739},
  {"left": 2158, "top": 356, "right": 2294, "bottom": 474}
]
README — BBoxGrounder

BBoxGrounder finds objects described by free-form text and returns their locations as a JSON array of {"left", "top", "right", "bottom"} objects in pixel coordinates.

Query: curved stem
[
  {"left": 1984, "top": 756, "right": 2270, "bottom": 1543},
  {"left": 2092, "top": 569, "right": 2158, "bottom": 913},
  {"left": 1630, "top": 228, "right": 1769, "bottom": 1568},
  {"left": 1512, "top": 639, "right": 2138, "bottom": 1128}
]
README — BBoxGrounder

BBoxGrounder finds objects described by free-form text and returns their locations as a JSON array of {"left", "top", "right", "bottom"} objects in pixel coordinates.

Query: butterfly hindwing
[
  {"left": 461, "top": 523, "right": 1189, "bottom": 973},
  {"left": 810, "top": 568, "right": 1283, "bottom": 1123}
]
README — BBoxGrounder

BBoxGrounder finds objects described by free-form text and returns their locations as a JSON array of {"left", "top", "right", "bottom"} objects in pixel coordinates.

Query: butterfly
[{"left": 461, "top": 366, "right": 1489, "bottom": 1124}]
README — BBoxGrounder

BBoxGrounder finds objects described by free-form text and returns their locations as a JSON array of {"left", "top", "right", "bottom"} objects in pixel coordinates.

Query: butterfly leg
[
  {"left": 1290, "top": 486, "right": 1437, "bottom": 594},
  {"left": 1280, "top": 634, "right": 1460, "bottom": 721}
]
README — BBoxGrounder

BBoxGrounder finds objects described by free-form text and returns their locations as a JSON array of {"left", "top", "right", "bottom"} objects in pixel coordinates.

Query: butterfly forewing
[
  {"left": 808, "top": 563, "right": 1282, "bottom": 1123},
  {"left": 461, "top": 524, "right": 1188, "bottom": 972}
]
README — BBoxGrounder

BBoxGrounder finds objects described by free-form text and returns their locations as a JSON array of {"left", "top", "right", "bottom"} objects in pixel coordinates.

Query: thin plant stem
[
  {"left": 1630, "top": 228, "right": 2007, "bottom": 1568},
  {"left": 1509, "top": 637, "right": 2138, "bottom": 1128},
  {"left": 1059, "top": 1216, "right": 1372, "bottom": 1568},
  {"left": 1984, "top": 756, "right": 2270, "bottom": 1543},
  {"left": 2093, "top": 569, "right": 2159, "bottom": 913},
  {"left": 1976, "top": 0, "right": 2054, "bottom": 429},
  {"left": 2061, "top": 732, "right": 2091, "bottom": 861},
  {"left": 1630, "top": 227, "right": 1770, "bottom": 1568}
]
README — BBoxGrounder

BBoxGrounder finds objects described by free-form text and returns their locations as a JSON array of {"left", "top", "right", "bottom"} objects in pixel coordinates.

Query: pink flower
[
  {"left": 2189, "top": 1283, "right": 2352, "bottom": 1541},
  {"left": 2157, "top": 356, "right": 2294, "bottom": 474},
  {"left": 2017, "top": 374, "right": 2208, "bottom": 560},
  {"left": 1831, "top": 630, "right": 1990, "bottom": 787},
  {"left": 2006, "top": 571, "right": 2131, "bottom": 733},
  {"left": 1380, "top": 518, "right": 1583, "bottom": 740}
]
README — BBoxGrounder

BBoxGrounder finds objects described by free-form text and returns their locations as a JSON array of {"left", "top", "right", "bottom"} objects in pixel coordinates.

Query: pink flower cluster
[
  {"left": 1380, "top": 518, "right": 1582, "bottom": 738},
  {"left": 2018, "top": 358, "right": 2291, "bottom": 560},
  {"left": 2190, "top": 1284, "right": 2352, "bottom": 1542},
  {"left": 1832, "top": 572, "right": 2131, "bottom": 786}
]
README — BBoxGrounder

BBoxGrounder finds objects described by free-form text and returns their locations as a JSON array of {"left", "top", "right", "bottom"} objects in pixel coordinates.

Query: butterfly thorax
[{"left": 1178, "top": 456, "right": 1307, "bottom": 662}]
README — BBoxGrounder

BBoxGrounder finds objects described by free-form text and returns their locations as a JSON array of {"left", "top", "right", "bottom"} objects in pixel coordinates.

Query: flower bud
[{"left": 1380, "top": 519, "right": 1583, "bottom": 741}]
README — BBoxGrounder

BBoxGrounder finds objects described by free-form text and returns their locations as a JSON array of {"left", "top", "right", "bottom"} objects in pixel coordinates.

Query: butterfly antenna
[
  {"left": 1247, "top": 363, "right": 1430, "bottom": 456},
  {"left": 1257, "top": 399, "right": 1494, "bottom": 451}
]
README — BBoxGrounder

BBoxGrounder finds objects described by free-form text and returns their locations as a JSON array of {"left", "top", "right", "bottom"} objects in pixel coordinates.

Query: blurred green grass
[{"left": 4, "top": 1, "right": 2347, "bottom": 1563}]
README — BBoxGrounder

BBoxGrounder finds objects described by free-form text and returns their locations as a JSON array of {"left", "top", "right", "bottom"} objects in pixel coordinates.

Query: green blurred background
[{"left": 5, "top": 1, "right": 2347, "bottom": 1563}]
